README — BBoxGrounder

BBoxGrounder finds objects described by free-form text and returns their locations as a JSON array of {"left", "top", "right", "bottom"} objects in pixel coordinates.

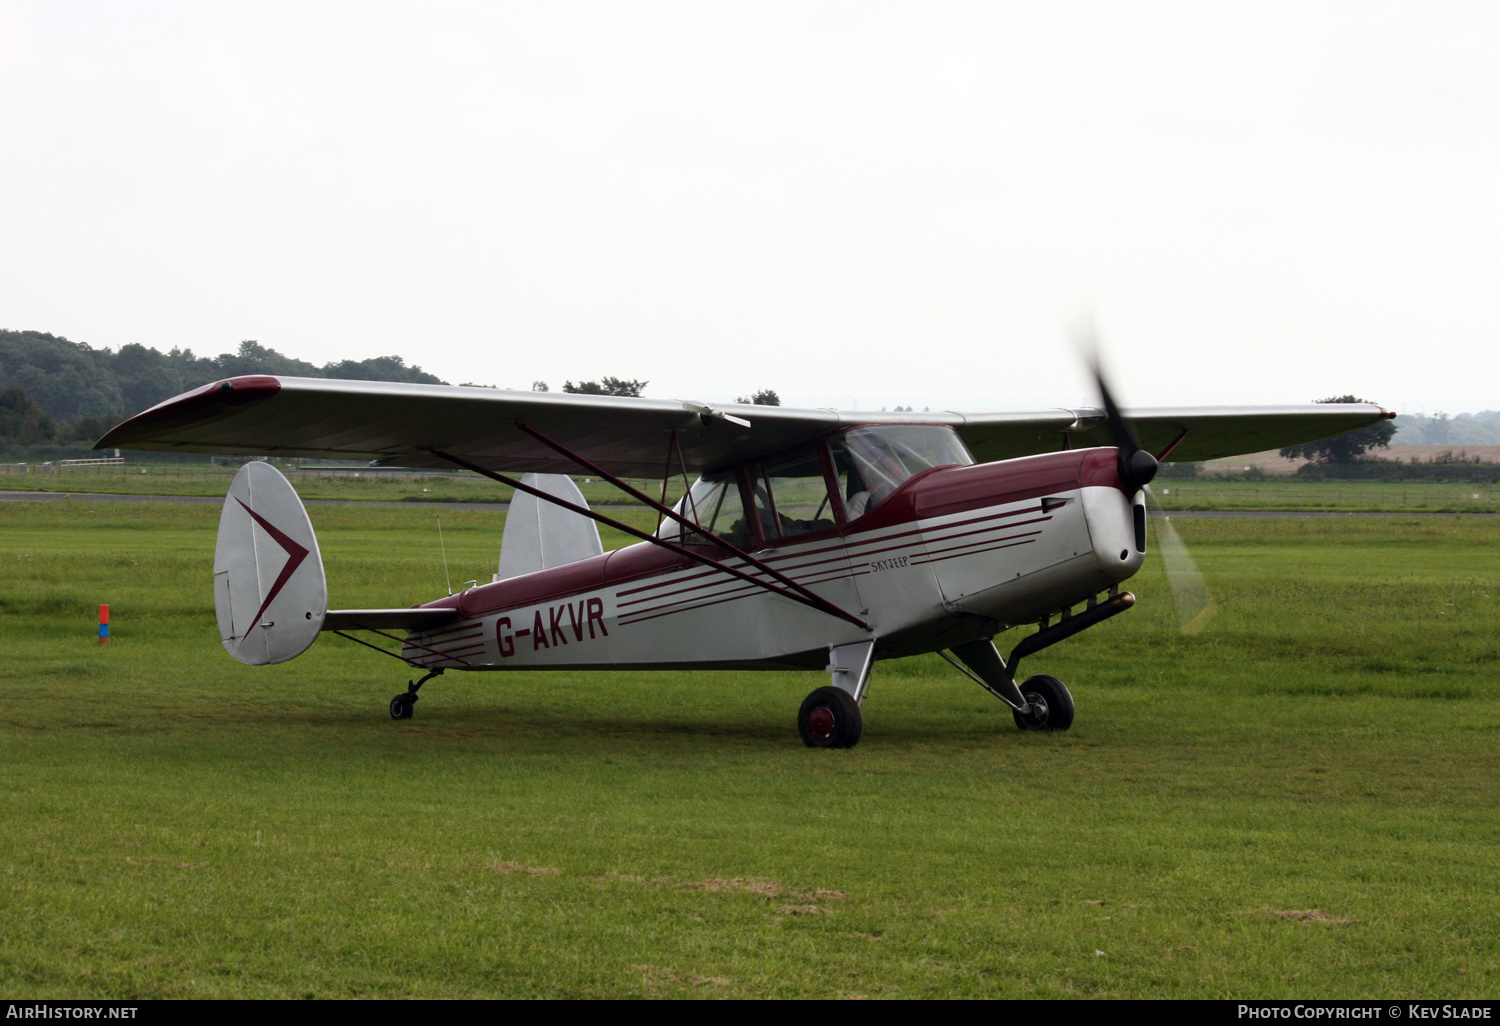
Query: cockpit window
[
  {"left": 657, "top": 425, "right": 972, "bottom": 542},
  {"left": 832, "top": 425, "right": 973, "bottom": 519},
  {"left": 661, "top": 446, "right": 839, "bottom": 549},
  {"left": 750, "top": 447, "right": 838, "bottom": 541},
  {"left": 656, "top": 471, "right": 750, "bottom": 547}
]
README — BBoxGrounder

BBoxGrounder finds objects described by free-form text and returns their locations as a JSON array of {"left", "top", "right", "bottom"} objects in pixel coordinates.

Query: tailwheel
[
  {"left": 798, "top": 686, "right": 863, "bottom": 749},
  {"left": 1012, "top": 674, "right": 1074, "bottom": 732},
  {"left": 389, "top": 669, "right": 441, "bottom": 721}
]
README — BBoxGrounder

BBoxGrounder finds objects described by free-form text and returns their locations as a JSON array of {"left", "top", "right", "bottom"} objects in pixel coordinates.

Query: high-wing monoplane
[{"left": 97, "top": 373, "right": 1391, "bottom": 747}]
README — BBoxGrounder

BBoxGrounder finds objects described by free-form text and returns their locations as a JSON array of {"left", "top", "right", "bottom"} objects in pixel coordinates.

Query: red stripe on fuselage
[
  {"left": 913, "top": 536, "right": 1039, "bottom": 567},
  {"left": 417, "top": 451, "right": 1108, "bottom": 629},
  {"left": 615, "top": 503, "right": 1045, "bottom": 609}
]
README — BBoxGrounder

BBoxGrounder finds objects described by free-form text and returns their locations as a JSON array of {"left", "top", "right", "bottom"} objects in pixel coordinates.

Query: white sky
[{"left": 2, "top": 1, "right": 1496, "bottom": 414}]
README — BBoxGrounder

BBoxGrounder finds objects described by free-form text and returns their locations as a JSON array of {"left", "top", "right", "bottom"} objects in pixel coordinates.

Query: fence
[
  {"left": 1155, "top": 485, "right": 1499, "bottom": 508},
  {"left": 3, "top": 458, "right": 126, "bottom": 474},
  {"left": 6, "top": 461, "right": 1497, "bottom": 509},
  {"left": 0, "top": 461, "right": 469, "bottom": 482}
]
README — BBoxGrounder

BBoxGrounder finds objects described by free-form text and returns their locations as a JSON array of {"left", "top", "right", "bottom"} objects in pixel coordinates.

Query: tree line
[
  {"left": 0, "top": 330, "right": 447, "bottom": 444},
  {"left": 546, "top": 378, "right": 779, "bottom": 406},
  {"left": 1390, "top": 410, "right": 1500, "bottom": 446},
  {"left": 0, "top": 328, "right": 783, "bottom": 449}
]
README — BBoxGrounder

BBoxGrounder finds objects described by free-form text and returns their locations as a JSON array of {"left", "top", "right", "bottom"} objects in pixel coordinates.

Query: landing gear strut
[
  {"left": 941, "top": 591, "right": 1136, "bottom": 731},
  {"left": 799, "top": 640, "right": 875, "bottom": 749},
  {"left": 390, "top": 668, "right": 443, "bottom": 720}
]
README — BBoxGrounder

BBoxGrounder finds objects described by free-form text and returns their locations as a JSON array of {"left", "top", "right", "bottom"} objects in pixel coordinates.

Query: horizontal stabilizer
[{"left": 322, "top": 608, "right": 460, "bottom": 631}]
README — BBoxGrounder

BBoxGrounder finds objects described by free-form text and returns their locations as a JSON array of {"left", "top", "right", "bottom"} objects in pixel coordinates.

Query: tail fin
[
  {"left": 213, "top": 461, "right": 327, "bottom": 665},
  {"left": 496, "top": 473, "right": 603, "bottom": 581}
]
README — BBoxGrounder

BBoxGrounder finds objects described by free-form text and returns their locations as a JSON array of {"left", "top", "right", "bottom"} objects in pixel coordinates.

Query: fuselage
[{"left": 402, "top": 444, "right": 1147, "bottom": 672}]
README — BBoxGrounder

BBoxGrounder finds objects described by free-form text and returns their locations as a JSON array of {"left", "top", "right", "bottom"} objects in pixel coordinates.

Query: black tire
[
  {"left": 1012, "top": 674, "right": 1074, "bottom": 732},
  {"left": 798, "top": 686, "right": 863, "bottom": 749},
  {"left": 389, "top": 694, "right": 415, "bottom": 720}
]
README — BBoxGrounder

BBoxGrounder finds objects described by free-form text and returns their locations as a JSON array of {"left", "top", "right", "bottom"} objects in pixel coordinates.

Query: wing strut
[
  {"left": 1156, "top": 428, "right": 1191, "bottom": 462},
  {"left": 430, "top": 445, "right": 870, "bottom": 633},
  {"left": 511, "top": 423, "right": 871, "bottom": 628},
  {"left": 653, "top": 428, "right": 700, "bottom": 535}
]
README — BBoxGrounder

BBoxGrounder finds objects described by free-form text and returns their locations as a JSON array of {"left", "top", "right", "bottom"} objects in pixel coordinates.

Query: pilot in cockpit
[{"left": 844, "top": 444, "right": 908, "bottom": 520}]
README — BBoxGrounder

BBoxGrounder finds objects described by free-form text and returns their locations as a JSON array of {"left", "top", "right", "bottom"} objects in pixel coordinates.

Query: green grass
[{"left": 1, "top": 503, "right": 1497, "bottom": 997}]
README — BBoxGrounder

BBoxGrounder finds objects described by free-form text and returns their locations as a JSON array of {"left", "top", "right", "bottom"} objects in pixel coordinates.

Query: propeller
[
  {"left": 1142, "top": 485, "right": 1217, "bottom": 635},
  {"left": 1067, "top": 311, "right": 1213, "bottom": 635},
  {"left": 1067, "top": 313, "right": 1159, "bottom": 492}
]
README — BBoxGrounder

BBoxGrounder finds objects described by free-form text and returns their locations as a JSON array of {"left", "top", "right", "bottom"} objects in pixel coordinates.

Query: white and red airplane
[{"left": 97, "top": 372, "right": 1390, "bottom": 747}]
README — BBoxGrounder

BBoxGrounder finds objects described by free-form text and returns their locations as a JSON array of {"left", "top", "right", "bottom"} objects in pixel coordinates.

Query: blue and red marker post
[{"left": 98, "top": 604, "right": 109, "bottom": 644}]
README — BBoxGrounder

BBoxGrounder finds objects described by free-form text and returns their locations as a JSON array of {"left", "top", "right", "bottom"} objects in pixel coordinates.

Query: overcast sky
[{"left": 2, "top": 1, "right": 1496, "bottom": 414}]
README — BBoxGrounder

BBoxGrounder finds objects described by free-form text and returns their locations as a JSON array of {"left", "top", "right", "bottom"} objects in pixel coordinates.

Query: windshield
[{"left": 833, "top": 425, "right": 972, "bottom": 518}]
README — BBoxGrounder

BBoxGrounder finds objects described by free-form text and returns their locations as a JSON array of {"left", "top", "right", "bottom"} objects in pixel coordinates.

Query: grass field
[
  {"left": 0, "top": 465, "right": 653, "bottom": 508},
  {"left": 1, "top": 501, "right": 1498, "bottom": 998}
]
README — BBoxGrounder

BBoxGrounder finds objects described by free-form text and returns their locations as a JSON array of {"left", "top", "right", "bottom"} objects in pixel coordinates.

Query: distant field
[
  {"left": 1152, "top": 479, "right": 1500, "bottom": 513},
  {"left": 7, "top": 462, "right": 1500, "bottom": 513},
  {"left": 0, "top": 501, "right": 1496, "bottom": 997},
  {"left": 0, "top": 465, "right": 661, "bottom": 508},
  {"left": 1201, "top": 445, "right": 1500, "bottom": 477}
]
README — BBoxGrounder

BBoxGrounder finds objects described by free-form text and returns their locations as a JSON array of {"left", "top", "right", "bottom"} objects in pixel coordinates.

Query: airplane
[{"left": 96, "top": 368, "right": 1392, "bottom": 747}]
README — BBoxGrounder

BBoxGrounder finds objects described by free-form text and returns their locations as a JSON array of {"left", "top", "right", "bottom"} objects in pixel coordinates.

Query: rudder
[{"left": 213, "top": 461, "right": 327, "bottom": 665}]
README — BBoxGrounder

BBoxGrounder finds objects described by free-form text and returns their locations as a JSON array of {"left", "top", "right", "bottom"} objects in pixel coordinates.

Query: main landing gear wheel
[
  {"left": 1012, "top": 674, "right": 1074, "bottom": 732},
  {"left": 798, "top": 686, "right": 863, "bottom": 749}
]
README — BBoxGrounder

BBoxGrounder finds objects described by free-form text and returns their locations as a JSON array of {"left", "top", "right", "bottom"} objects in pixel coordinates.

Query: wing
[
  {"left": 96, "top": 375, "right": 1392, "bottom": 475},
  {"left": 95, "top": 375, "right": 848, "bottom": 476},
  {"left": 958, "top": 404, "right": 1396, "bottom": 464}
]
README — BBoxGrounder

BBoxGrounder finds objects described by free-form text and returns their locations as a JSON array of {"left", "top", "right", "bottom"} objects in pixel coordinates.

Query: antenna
[{"left": 438, "top": 517, "right": 452, "bottom": 596}]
